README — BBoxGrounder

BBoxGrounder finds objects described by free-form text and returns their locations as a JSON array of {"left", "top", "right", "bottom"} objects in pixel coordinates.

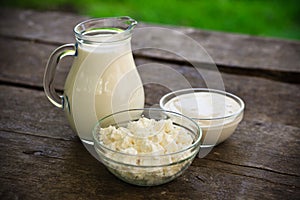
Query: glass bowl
[
  {"left": 160, "top": 88, "right": 245, "bottom": 146},
  {"left": 93, "top": 108, "right": 202, "bottom": 186}
]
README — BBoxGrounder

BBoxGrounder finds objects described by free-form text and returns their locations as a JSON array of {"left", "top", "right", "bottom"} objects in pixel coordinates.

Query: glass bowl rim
[{"left": 159, "top": 88, "right": 245, "bottom": 121}]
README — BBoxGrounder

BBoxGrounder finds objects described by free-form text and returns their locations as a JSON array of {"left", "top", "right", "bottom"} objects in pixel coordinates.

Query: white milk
[
  {"left": 64, "top": 39, "right": 145, "bottom": 144},
  {"left": 163, "top": 92, "right": 243, "bottom": 145}
]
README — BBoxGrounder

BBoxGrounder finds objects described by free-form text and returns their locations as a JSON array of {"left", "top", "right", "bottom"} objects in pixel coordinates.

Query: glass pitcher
[{"left": 43, "top": 17, "right": 145, "bottom": 145}]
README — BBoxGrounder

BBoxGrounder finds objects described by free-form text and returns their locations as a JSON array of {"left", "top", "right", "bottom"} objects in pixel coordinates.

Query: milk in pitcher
[{"left": 64, "top": 31, "right": 145, "bottom": 144}]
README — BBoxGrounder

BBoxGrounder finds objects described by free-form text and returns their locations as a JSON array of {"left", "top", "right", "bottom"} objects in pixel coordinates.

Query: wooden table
[{"left": 0, "top": 8, "right": 299, "bottom": 199}]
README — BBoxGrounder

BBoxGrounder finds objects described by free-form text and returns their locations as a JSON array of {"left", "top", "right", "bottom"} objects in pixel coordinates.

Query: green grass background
[{"left": 1, "top": 0, "right": 299, "bottom": 40}]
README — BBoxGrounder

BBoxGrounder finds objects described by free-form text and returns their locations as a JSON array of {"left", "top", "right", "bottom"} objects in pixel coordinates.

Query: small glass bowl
[
  {"left": 92, "top": 108, "right": 202, "bottom": 186},
  {"left": 160, "top": 88, "right": 245, "bottom": 146}
]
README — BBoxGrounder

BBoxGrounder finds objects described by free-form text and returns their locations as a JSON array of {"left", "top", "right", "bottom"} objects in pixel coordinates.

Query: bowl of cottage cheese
[{"left": 93, "top": 108, "right": 202, "bottom": 186}]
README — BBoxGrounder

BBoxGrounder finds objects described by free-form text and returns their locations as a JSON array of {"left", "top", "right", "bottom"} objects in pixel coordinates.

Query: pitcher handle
[{"left": 43, "top": 44, "right": 76, "bottom": 108}]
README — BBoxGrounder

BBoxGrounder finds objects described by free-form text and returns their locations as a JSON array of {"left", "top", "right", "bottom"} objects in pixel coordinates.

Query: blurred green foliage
[{"left": 1, "top": 0, "right": 299, "bottom": 40}]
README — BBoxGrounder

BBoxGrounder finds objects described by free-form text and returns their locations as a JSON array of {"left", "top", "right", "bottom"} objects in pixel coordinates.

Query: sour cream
[{"left": 160, "top": 89, "right": 244, "bottom": 145}]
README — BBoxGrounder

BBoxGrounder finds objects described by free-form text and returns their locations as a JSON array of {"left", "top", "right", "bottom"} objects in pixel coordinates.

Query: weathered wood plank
[
  {"left": 1, "top": 85, "right": 299, "bottom": 178},
  {"left": 133, "top": 25, "right": 300, "bottom": 73},
  {"left": 0, "top": 38, "right": 299, "bottom": 128},
  {"left": 0, "top": 130, "right": 299, "bottom": 200},
  {"left": 0, "top": 37, "right": 70, "bottom": 89},
  {"left": 135, "top": 58, "right": 300, "bottom": 128},
  {"left": 206, "top": 120, "right": 300, "bottom": 177},
  {"left": 0, "top": 85, "right": 75, "bottom": 140},
  {"left": 0, "top": 8, "right": 87, "bottom": 45},
  {"left": 0, "top": 8, "right": 299, "bottom": 199},
  {"left": 0, "top": 7, "right": 299, "bottom": 82}
]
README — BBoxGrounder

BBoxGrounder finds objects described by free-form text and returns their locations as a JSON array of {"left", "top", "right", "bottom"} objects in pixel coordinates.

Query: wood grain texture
[
  {"left": 135, "top": 58, "right": 300, "bottom": 128},
  {"left": 133, "top": 24, "right": 300, "bottom": 73},
  {"left": 1, "top": 128, "right": 299, "bottom": 200},
  {"left": 0, "top": 38, "right": 299, "bottom": 128},
  {"left": 0, "top": 8, "right": 87, "bottom": 45},
  {"left": 0, "top": 8, "right": 299, "bottom": 83},
  {"left": 0, "top": 86, "right": 299, "bottom": 199},
  {"left": 0, "top": 85, "right": 75, "bottom": 140},
  {"left": 1, "top": 8, "right": 300, "bottom": 200},
  {"left": 0, "top": 37, "right": 70, "bottom": 89}
]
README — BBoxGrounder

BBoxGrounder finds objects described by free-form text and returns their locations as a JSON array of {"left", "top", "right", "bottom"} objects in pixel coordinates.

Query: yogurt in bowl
[{"left": 160, "top": 88, "right": 245, "bottom": 146}]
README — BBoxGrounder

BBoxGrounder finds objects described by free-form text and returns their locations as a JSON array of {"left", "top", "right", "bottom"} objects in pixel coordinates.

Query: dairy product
[
  {"left": 63, "top": 38, "right": 144, "bottom": 143},
  {"left": 162, "top": 91, "right": 243, "bottom": 145},
  {"left": 97, "top": 118, "right": 193, "bottom": 157},
  {"left": 94, "top": 117, "right": 196, "bottom": 185}
]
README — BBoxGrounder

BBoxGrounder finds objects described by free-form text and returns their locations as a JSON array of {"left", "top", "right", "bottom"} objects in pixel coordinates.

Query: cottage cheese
[
  {"left": 95, "top": 117, "right": 197, "bottom": 185},
  {"left": 98, "top": 117, "right": 193, "bottom": 157}
]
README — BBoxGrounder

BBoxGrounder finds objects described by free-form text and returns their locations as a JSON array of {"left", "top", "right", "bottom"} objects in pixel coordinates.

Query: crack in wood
[
  {"left": 218, "top": 168, "right": 300, "bottom": 188},
  {"left": 196, "top": 175, "right": 206, "bottom": 183},
  {"left": 0, "top": 128, "right": 77, "bottom": 142},
  {"left": 134, "top": 54, "right": 300, "bottom": 84},
  {"left": 0, "top": 80, "right": 44, "bottom": 92},
  {"left": 22, "top": 150, "right": 43, "bottom": 156},
  {"left": 0, "top": 80, "right": 64, "bottom": 93},
  {"left": 203, "top": 158, "right": 300, "bottom": 178},
  {"left": 22, "top": 149, "right": 64, "bottom": 160},
  {"left": 1, "top": 33, "right": 299, "bottom": 84},
  {"left": 0, "top": 33, "right": 63, "bottom": 47}
]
